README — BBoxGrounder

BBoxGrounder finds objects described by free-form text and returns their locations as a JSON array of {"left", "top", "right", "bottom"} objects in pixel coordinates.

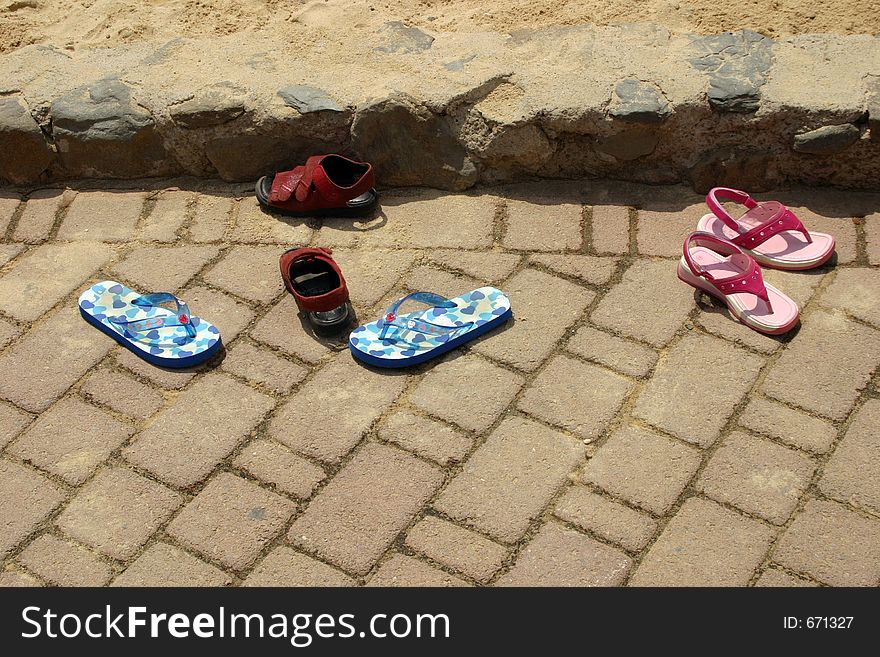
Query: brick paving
[{"left": 0, "top": 180, "right": 878, "bottom": 587}]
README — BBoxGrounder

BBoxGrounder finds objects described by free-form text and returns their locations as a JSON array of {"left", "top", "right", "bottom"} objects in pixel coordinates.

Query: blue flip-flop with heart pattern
[
  {"left": 348, "top": 287, "right": 512, "bottom": 368},
  {"left": 79, "top": 281, "right": 222, "bottom": 368}
]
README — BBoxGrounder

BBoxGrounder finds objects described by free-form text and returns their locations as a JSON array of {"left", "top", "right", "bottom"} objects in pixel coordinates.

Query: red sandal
[
  {"left": 256, "top": 154, "right": 378, "bottom": 217},
  {"left": 279, "top": 247, "right": 353, "bottom": 333}
]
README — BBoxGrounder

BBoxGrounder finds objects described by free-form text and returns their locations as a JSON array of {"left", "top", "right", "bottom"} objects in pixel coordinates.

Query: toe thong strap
[
  {"left": 378, "top": 292, "right": 462, "bottom": 341},
  {"left": 109, "top": 292, "right": 197, "bottom": 342},
  {"left": 731, "top": 206, "right": 813, "bottom": 248}
]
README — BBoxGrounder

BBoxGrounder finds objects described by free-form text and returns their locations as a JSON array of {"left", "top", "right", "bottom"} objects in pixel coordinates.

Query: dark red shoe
[
  {"left": 256, "top": 154, "right": 378, "bottom": 217},
  {"left": 280, "top": 247, "right": 353, "bottom": 333}
]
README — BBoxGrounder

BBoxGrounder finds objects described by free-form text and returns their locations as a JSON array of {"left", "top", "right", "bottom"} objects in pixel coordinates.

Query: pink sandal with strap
[
  {"left": 678, "top": 231, "right": 799, "bottom": 335},
  {"left": 698, "top": 187, "right": 835, "bottom": 270}
]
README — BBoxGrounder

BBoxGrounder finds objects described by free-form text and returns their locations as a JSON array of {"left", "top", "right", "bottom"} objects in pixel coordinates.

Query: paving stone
[
  {"left": 367, "top": 554, "right": 470, "bottom": 587},
  {"left": 314, "top": 217, "right": 363, "bottom": 248},
  {"left": 114, "top": 348, "right": 197, "bottom": 390},
  {"left": 9, "top": 397, "right": 133, "bottom": 485},
  {"left": 332, "top": 248, "right": 418, "bottom": 308},
  {"left": 0, "top": 316, "right": 20, "bottom": 351},
  {"left": 405, "top": 265, "right": 481, "bottom": 299},
  {"left": 0, "top": 568, "right": 42, "bottom": 587},
  {"left": 0, "top": 401, "right": 31, "bottom": 450},
  {"left": 410, "top": 353, "right": 524, "bottom": 432},
  {"left": 168, "top": 472, "right": 295, "bottom": 571},
  {"left": 57, "top": 191, "right": 145, "bottom": 241},
  {"left": 565, "top": 325, "right": 658, "bottom": 377},
  {"left": 80, "top": 369, "right": 164, "bottom": 420},
  {"left": 528, "top": 254, "right": 618, "bottom": 286},
  {"left": 763, "top": 310, "right": 880, "bottom": 420},
  {"left": 519, "top": 355, "right": 633, "bottom": 439},
  {"left": 289, "top": 442, "right": 443, "bottom": 576},
  {"left": 406, "top": 516, "right": 507, "bottom": 583},
  {"left": 0, "top": 244, "right": 24, "bottom": 267},
  {"left": 112, "top": 245, "right": 219, "bottom": 292},
  {"left": 591, "top": 204, "right": 630, "bottom": 254},
  {"left": 221, "top": 342, "right": 307, "bottom": 394},
  {"left": 140, "top": 190, "right": 192, "bottom": 242},
  {"left": 435, "top": 416, "right": 584, "bottom": 543},
  {"left": 269, "top": 355, "right": 408, "bottom": 464},
  {"left": 636, "top": 203, "right": 706, "bottom": 257},
  {"left": 819, "top": 399, "right": 880, "bottom": 514},
  {"left": 231, "top": 197, "right": 313, "bottom": 244},
  {"left": 773, "top": 498, "right": 880, "bottom": 586},
  {"left": 56, "top": 466, "right": 181, "bottom": 560},
  {"left": 867, "top": 212, "right": 880, "bottom": 265},
  {"left": 13, "top": 189, "right": 70, "bottom": 242},
  {"left": 498, "top": 522, "right": 631, "bottom": 586},
  {"left": 0, "top": 193, "right": 20, "bottom": 235},
  {"left": 739, "top": 397, "right": 836, "bottom": 454},
  {"left": 359, "top": 193, "right": 495, "bottom": 249},
  {"left": 821, "top": 268, "right": 880, "bottom": 328},
  {"left": 244, "top": 547, "right": 354, "bottom": 586},
  {"left": 696, "top": 431, "right": 816, "bottom": 524},
  {"left": 378, "top": 410, "right": 472, "bottom": 466},
  {"left": 111, "top": 542, "right": 232, "bottom": 587},
  {"left": 788, "top": 208, "right": 856, "bottom": 264},
  {"left": 472, "top": 268, "right": 594, "bottom": 371},
  {"left": 630, "top": 497, "right": 775, "bottom": 586},
  {"left": 203, "top": 245, "right": 284, "bottom": 304},
  {"left": 762, "top": 268, "right": 825, "bottom": 308},
  {"left": 234, "top": 439, "right": 326, "bottom": 500},
  {"left": 250, "top": 296, "right": 333, "bottom": 364},
  {"left": 18, "top": 534, "right": 112, "bottom": 586},
  {"left": 0, "top": 307, "right": 113, "bottom": 412},
  {"left": 503, "top": 200, "right": 582, "bottom": 251},
  {"left": 190, "top": 193, "right": 232, "bottom": 242},
  {"left": 554, "top": 487, "right": 658, "bottom": 552},
  {"left": 427, "top": 249, "right": 521, "bottom": 283},
  {"left": 0, "top": 241, "right": 113, "bottom": 321},
  {"left": 633, "top": 333, "right": 764, "bottom": 447},
  {"left": 0, "top": 459, "right": 65, "bottom": 559},
  {"left": 583, "top": 424, "right": 701, "bottom": 515},
  {"left": 754, "top": 567, "right": 818, "bottom": 587},
  {"left": 179, "top": 284, "right": 254, "bottom": 343},
  {"left": 591, "top": 260, "right": 694, "bottom": 347},
  {"left": 124, "top": 373, "right": 274, "bottom": 488},
  {"left": 696, "top": 304, "right": 784, "bottom": 355}
]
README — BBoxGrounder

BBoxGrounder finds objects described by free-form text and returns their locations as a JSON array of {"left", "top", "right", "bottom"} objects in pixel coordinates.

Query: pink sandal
[
  {"left": 698, "top": 187, "right": 835, "bottom": 270},
  {"left": 678, "top": 232, "right": 799, "bottom": 335}
]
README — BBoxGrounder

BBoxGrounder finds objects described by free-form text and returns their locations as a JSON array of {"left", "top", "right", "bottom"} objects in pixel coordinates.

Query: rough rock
[
  {"left": 793, "top": 124, "right": 861, "bottom": 154},
  {"left": 609, "top": 79, "right": 671, "bottom": 124},
  {"left": 688, "top": 149, "right": 780, "bottom": 193},
  {"left": 0, "top": 96, "right": 53, "bottom": 183},
  {"left": 169, "top": 85, "right": 246, "bottom": 128},
  {"left": 864, "top": 76, "right": 879, "bottom": 142},
  {"left": 689, "top": 30, "right": 772, "bottom": 113},
  {"left": 50, "top": 78, "right": 169, "bottom": 177},
  {"left": 596, "top": 126, "right": 659, "bottom": 161},
  {"left": 351, "top": 94, "right": 478, "bottom": 190},
  {"left": 278, "top": 85, "right": 344, "bottom": 114},
  {"left": 375, "top": 21, "right": 434, "bottom": 54}
]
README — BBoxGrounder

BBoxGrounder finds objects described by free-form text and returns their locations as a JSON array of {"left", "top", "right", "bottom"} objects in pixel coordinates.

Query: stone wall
[{"left": 1, "top": 25, "right": 878, "bottom": 192}]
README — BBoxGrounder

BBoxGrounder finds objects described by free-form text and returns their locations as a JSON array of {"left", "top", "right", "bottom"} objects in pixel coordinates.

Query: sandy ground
[{"left": 1, "top": 0, "right": 879, "bottom": 54}]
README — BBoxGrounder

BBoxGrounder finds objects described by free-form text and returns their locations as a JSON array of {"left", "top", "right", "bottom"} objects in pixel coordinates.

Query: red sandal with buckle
[
  {"left": 256, "top": 154, "right": 378, "bottom": 217},
  {"left": 280, "top": 247, "right": 353, "bottom": 333},
  {"left": 678, "top": 231, "right": 799, "bottom": 335}
]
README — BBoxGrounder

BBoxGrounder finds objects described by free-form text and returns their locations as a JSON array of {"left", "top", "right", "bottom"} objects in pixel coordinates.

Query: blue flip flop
[
  {"left": 348, "top": 287, "right": 512, "bottom": 368},
  {"left": 78, "top": 281, "right": 222, "bottom": 368}
]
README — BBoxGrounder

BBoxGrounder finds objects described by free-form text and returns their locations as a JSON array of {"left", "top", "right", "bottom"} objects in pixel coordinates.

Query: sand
[{"left": 1, "top": 0, "right": 878, "bottom": 55}]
